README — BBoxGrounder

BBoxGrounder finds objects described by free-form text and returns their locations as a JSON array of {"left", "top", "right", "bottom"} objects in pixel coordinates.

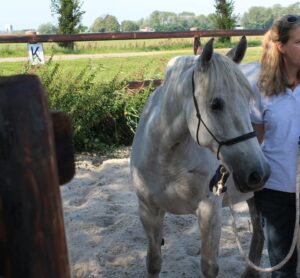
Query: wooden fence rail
[{"left": 0, "top": 29, "right": 267, "bottom": 44}]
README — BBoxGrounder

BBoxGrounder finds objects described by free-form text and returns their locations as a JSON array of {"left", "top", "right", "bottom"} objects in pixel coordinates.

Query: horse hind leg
[
  {"left": 138, "top": 199, "right": 165, "bottom": 278},
  {"left": 242, "top": 196, "right": 264, "bottom": 278}
]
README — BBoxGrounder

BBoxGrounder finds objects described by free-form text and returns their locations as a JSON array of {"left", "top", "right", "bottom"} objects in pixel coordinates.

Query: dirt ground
[{"left": 59, "top": 150, "right": 297, "bottom": 278}]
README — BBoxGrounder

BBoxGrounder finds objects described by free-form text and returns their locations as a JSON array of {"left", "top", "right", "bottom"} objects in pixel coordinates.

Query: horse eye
[{"left": 210, "top": 97, "right": 224, "bottom": 111}]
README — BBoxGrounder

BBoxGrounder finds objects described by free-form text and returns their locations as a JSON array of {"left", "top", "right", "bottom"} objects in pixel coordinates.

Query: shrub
[
  {"left": 124, "top": 87, "right": 153, "bottom": 134},
  {"left": 21, "top": 60, "right": 154, "bottom": 152}
]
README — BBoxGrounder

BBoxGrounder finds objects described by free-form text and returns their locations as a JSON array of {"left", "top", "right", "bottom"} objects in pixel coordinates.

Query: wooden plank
[
  {"left": 193, "top": 36, "right": 202, "bottom": 55},
  {"left": 126, "top": 79, "right": 163, "bottom": 90},
  {"left": 51, "top": 111, "right": 75, "bottom": 185},
  {"left": 0, "top": 75, "right": 71, "bottom": 278},
  {"left": 0, "top": 29, "right": 267, "bottom": 43}
]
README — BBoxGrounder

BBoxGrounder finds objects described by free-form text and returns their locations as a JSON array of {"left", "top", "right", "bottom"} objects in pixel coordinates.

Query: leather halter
[{"left": 191, "top": 69, "right": 256, "bottom": 160}]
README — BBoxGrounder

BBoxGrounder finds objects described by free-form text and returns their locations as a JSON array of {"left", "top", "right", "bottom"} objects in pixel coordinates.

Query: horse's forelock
[{"left": 204, "top": 54, "right": 253, "bottom": 99}]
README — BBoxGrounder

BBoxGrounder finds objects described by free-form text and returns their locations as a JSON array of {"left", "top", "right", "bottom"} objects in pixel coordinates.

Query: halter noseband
[{"left": 191, "top": 69, "right": 256, "bottom": 160}]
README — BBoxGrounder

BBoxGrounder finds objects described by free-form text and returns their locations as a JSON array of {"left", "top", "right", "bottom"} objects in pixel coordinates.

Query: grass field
[
  {"left": 0, "top": 36, "right": 263, "bottom": 57},
  {"left": 0, "top": 46, "right": 262, "bottom": 82},
  {"left": 0, "top": 38, "right": 205, "bottom": 57}
]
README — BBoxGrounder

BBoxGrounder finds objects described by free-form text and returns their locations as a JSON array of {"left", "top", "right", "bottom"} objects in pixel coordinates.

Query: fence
[
  {"left": 0, "top": 75, "right": 74, "bottom": 277},
  {"left": 0, "top": 29, "right": 267, "bottom": 89},
  {"left": 0, "top": 29, "right": 266, "bottom": 44}
]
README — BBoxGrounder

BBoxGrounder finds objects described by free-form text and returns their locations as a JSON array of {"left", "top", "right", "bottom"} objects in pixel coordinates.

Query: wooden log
[
  {"left": 126, "top": 79, "right": 163, "bottom": 90},
  {"left": 193, "top": 36, "right": 202, "bottom": 55},
  {"left": 51, "top": 111, "right": 75, "bottom": 185},
  {"left": 0, "top": 29, "right": 267, "bottom": 43},
  {"left": 0, "top": 75, "right": 71, "bottom": 278}
]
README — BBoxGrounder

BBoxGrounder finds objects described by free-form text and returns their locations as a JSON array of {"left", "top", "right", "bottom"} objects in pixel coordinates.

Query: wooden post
[
  {"left": 0, "top": 75, "right": 71, "bottom": 278},
  {"left": 193, "top": 36, "right": 202, "bottom": 55},
  {"left": 51, "top": 111, "right": 75, "bottom": 185}
]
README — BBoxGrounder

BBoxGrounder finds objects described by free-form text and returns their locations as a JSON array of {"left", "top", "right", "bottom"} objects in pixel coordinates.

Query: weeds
[{"left": 13, "top": 60, "right": 155, "bottom": 153}]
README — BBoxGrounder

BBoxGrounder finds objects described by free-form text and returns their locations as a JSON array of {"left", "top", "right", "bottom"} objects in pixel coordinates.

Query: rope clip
[{"left": 209, "top": 165, "right": 230, "bottom": 196}]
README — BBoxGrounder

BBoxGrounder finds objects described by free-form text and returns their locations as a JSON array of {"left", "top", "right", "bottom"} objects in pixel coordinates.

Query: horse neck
[{"left": 153, "top": 72, "right": 192, "bottom": 147}]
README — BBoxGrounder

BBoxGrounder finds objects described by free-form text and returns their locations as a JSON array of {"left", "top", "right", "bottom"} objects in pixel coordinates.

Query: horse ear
[
  {"left": 197, "top": 38, "right": 214, "bottom": 71},
  {"left": 226, "top": 36, "right": 247, "bottom": 64}
]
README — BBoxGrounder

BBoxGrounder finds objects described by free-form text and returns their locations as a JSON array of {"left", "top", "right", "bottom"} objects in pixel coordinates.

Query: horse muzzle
[{"left": 232, "top": 163, "right": 271, "bottom": 193}]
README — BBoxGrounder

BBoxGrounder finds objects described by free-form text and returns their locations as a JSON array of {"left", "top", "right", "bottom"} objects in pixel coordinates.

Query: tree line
[{"left": 44, "top": 0, "right": 300, "bottom": 49}]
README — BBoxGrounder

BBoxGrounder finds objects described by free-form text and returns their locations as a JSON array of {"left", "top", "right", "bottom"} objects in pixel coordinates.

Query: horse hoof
[{"left": 201, "top": 259, "right": 219, "bottom": 278}]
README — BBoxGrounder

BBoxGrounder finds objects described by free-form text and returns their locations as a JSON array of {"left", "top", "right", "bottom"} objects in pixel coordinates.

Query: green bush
[
  {"left": 124, "top": 87, "right": 153, "bottom": 134},
  {"left": 22, "top": 60, "right": 154, "bottom": 152}
]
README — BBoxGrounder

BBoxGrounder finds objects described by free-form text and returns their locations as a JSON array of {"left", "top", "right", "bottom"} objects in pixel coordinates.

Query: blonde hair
[{"left": 258, "top": 15, "right": 300, "bottom": 96}]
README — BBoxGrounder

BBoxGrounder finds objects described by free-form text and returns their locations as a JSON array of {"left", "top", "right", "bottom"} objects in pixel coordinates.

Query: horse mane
[{"left": 164, "top": 55, "right": 196, "bottom": 81}]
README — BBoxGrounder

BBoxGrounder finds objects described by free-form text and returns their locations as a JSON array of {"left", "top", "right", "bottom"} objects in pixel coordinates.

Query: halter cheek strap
[{"left": 191, "top": 70, "right": 256, "bottom": 160}]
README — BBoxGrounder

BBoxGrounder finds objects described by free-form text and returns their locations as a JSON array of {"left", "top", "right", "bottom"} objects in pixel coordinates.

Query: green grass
[
  {"left": 0, "top": 51, "right": 188, "bottom": 80},
  {"left": 0, "top": 46, "right": 262, "bottom": 81},
  {"left": 0, "top": 39, "right": 199, "bottom": 57},
  {"left": 216, "top": 46, "right": 262, "bottom": 63},
  {"left": 0, "top": 36, "right": 263, "bottom": 57}
]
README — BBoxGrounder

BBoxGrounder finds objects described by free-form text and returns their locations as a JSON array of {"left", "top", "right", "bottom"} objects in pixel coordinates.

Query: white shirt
[{"left": 250, "top": 83, "right": 300, "bottom": 193}]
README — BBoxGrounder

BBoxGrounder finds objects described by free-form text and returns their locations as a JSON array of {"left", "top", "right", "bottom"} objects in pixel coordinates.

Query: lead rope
[{"left": 228, "top": 137, "right": 300, "bottom": 272}]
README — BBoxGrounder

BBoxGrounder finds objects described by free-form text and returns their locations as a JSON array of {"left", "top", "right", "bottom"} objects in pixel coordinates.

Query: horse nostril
[{"left": 248, "top": 171, "right": 262, "bottom": 185}]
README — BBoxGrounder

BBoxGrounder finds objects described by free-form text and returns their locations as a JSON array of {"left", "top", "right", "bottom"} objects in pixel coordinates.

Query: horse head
[{"left": 188, "top": 36, "right": 270, "bottom": 192}]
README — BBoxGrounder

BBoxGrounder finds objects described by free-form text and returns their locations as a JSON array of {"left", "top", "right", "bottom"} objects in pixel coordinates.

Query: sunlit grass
[
  {"left": 0, "top": 39, "right": 199, "bottom": 57},
  {"left": 216, "top": 46, "right": 262, "bottom": 63},
  {"left": 0, "top": 46, "right": 262, "bottom": 81},
  {"left": 0, "top": 36, "right": 263, "bottom": 57}
]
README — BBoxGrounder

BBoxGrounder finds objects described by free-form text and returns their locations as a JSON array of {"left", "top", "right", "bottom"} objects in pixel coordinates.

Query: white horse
[{"left": 130, "top": 37, "right": 270, "bottom": 278}]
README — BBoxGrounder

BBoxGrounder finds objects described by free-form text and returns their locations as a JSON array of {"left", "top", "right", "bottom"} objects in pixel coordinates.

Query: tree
[
  {"left": 90, "top": 15, "right": 120, "bottom": 32},
  {"left": 51, "top": 0, "right": 85, "bottom": 49},
  {"left": 177, "top": 12, "right": 197, "bottom": 31},
  {"left": 37, "top": 22, "right": 57, "bottom": 34},
  {"left": 148, "top": 11, "right": 162, "bottom": 31},
  {"left": 196, "top": 14, "right": 215, "bottom": 30},
  {"left": 90, "top": 16, "right": 106, "bottom": 32},
  {"left": 241, "top": 7, "right": 273, "bottom": 29},
  {"left": 241, "top": 3, "right": 300, "bottom": 30},
  {"left": 147, "top": 11, "right": 180, "bottom": 31},
  {"left": 105, "top": 15, "right": 120, "bottom": 32},
  {"left": 121, "top": 20, "right": 139, "bottom": 32},
  {"left": 212, "top": 0, "right": 237, "bottom": 43},
  {"left": 285, "top": 3, "right": 300, "bottom": 15}
]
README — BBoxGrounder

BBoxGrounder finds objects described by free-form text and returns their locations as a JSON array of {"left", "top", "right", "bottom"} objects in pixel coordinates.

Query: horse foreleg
[
  {"left": 242, "top": 196, "right": 264, "bottom": 278},
  {"left": 197, "top": 197, "right": 222, "bottom": 278},
  {"left": 138, "top": 199, "right": 165, "bottom": 278}
]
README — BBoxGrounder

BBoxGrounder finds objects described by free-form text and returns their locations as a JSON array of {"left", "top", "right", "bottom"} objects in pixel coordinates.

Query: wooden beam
[
  {"left": 51, "top": 111, "right": 75, "bottom": 185},
  {"left": 193, "top": 36, "right": 202, "bottom": 55},
  {"left": 126, "top": 79, "right": 163, "bottom": 90},
  {"left": 0, "top": 75, "right": 71, "bottom": 278},
  {"left": 0, "top": 29, "right": 267, "bottom": 43}
]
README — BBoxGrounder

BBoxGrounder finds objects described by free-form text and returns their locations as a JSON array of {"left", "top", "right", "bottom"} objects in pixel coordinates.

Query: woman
[{"left": 250, "top": 14, "right": 300, "bottom": 277}]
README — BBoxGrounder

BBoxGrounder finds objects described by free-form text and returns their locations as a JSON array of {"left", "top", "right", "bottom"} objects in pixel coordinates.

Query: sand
[{"left": 60, "top": 153, "right": 298, "bottom": 278}]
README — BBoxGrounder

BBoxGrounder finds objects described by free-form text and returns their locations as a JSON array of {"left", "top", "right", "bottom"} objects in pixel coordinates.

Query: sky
[{"left": 1, "top": 0, "right": 300, "bottom": 31}]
